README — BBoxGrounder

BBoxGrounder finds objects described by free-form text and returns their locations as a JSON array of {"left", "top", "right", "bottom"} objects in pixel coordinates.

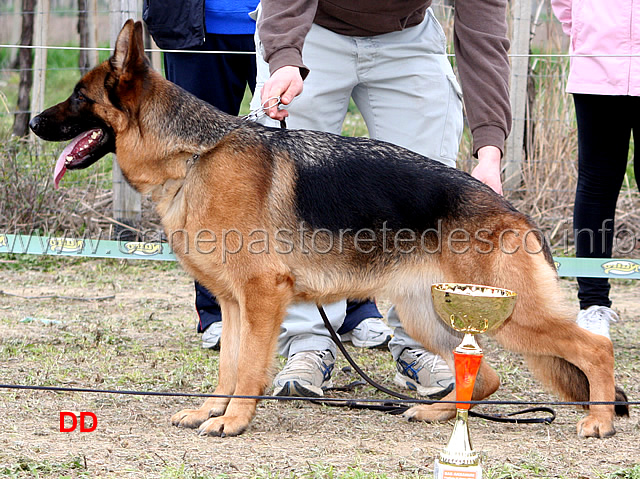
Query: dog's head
[{"left": 30, "top": 19, "right": 149, "bottom": 188}]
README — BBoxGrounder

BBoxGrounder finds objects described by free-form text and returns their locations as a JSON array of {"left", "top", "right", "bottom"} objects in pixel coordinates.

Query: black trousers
[
  {"left": 163, "top": 33, "right": 256, "bottom": 117},
  {"left": 572, "top": 93, "right": 640, "bottom": 309}
]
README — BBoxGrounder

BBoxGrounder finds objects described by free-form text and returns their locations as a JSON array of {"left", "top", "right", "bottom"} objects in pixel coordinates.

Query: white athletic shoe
[
  {"left": 577, "top": 305, "right": 618, "bottom": 339},
  {"left": 201, "top": 321, "right": 222, "bottom": 350},
  {"left": 341, "top": 317, "right": 393, "bottom": 349},
  {"left": 273, "top": 350, "right": 335, "bottom": 397},
  {"left": 394, "top": 348, "right": 454, "bottom": 398}
]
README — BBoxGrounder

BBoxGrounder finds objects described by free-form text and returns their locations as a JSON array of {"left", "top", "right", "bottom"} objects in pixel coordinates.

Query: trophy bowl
[{"left": 431, "top": 283, "right": 517, "bottom": 334}]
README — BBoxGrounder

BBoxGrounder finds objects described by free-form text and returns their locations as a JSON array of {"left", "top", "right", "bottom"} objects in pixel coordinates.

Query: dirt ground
[{"left": 0, "top": 259, "right": 638, "bottom": 478}]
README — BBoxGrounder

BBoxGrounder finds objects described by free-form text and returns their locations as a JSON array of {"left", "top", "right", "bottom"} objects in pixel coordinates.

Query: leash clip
[{"left": 244, "top": 96, "right": 290, "bottom": 122}]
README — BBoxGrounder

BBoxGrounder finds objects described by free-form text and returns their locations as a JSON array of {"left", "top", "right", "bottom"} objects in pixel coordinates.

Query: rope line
[
  {"left": 3, "top": 44, "right": 640, "bottom": 58},
  {"left": 0, "top": 383, "right": 635, "bottom": 408}
]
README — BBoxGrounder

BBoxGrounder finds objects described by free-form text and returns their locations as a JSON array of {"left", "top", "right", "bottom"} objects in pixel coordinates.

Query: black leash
[{"left": 316, "top": 304, "right": 556, "bottom": 424}]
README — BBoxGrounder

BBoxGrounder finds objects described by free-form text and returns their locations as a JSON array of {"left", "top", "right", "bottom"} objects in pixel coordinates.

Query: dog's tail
[{"left": 524, "top": 354, "right": 629, "bottom": 417}]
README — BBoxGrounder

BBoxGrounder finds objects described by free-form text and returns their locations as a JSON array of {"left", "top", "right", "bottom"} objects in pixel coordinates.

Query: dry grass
[{"left": 0, "top": 135, "right": 163, "bottom": 239}]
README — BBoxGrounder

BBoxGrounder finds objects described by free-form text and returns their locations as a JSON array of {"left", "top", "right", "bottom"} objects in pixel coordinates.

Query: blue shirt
[{"left": 205, "top": 0, "right": 259, "bottom": 35}]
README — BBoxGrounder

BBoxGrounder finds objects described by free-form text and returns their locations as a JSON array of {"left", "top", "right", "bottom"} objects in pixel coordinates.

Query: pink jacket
[{"left": 551, "top": 0, "right": 640, "bottom": 96}]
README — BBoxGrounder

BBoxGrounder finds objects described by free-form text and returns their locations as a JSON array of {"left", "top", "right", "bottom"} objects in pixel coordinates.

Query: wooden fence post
[
  {"left": 30, "top": 0, "right": 49, "bottom": 123},
  {"left": 86, "top": 0, "right": 99, "bottom": 68},
  {"left": 78, "top": 0, "right": 98, "bottom": 73},
  {"left": 109, "top": 0, "right": 141, "bottom": 238},
  {"left": 12, "top": 0, "right": 36, "bottom": 137},
  {"left": 504, "top": 0, "right": 532, "bottom": 192}
]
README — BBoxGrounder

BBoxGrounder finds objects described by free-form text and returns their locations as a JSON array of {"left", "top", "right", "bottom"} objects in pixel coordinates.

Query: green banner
[
  {"left": 0, "top": 233, "right": 175, "bottom": 261},
  {"left": 1, "top": 233, "right": 639, "bottom": 279}
]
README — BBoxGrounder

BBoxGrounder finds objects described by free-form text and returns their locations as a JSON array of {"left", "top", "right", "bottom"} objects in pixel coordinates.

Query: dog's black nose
[{"left": 29, "top": 116, "right": 41, "bottom": 134}]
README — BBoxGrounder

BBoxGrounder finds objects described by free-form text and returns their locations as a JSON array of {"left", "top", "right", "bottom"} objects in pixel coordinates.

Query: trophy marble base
[{"left": 434, "top": 460, "right": 482, "bottom": 479}]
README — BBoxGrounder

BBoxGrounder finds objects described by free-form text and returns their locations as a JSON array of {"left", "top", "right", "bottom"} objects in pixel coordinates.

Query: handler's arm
[
  {"left": 258, "top": 0, "right": 318, "bottom": 120},
  {"left": 454, "top": 0, "right": 511, "bottom": 194}
]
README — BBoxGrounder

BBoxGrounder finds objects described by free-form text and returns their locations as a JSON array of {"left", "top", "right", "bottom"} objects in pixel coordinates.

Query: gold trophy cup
[{"left": 431, "top": 283, "right": 517, "bottom": 479}]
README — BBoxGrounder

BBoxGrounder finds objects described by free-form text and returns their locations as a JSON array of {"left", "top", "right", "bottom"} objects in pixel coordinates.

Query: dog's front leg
[
  {"left": 171, "top": 299, "right": 241, "bottom": 429},
  {"left": 198, "top": 273, "right": 292, "bottom": 437}
]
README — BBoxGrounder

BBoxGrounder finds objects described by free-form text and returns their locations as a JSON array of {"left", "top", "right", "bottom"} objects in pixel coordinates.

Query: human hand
[
  {"left": 471, "top": 145, "right": 503, "bottom": 195},
  {"left": 261, "top": 66, "right": 304, "bottom": 121}
]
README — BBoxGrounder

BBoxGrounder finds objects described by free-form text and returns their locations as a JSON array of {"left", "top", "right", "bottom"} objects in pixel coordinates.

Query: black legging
[{"left": 573, "top": 93, "right": 640, "bottom": 309}]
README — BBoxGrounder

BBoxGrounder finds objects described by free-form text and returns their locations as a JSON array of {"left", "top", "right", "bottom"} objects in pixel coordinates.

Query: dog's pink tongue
[{"left": 54, "top": 134, "right": 84, "bottom": 189}]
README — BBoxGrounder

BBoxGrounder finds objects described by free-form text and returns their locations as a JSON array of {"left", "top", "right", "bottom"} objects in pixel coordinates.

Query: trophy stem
[
  {"left": 454, "top": 341, "right": 483, "bottom": 410},
  {"left": 438, "top": 409, "right": 480, "bottom": 466},
  {"left": 455, "top": 333, "right": 483, "bottom": 355}
]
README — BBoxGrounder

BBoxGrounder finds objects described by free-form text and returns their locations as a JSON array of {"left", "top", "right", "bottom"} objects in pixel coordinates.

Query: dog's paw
[
  {"left": 197, "top": 415, "right": 249, "bottom": 437},
  {"left": 403, "top": 404, "right": 456, "bottom": 422},
  {"left": 577, "top": 415, "right": 616, "bottom": 438},
  {"left": 170, "top": 408, "right": 212, "bottom": 429}
]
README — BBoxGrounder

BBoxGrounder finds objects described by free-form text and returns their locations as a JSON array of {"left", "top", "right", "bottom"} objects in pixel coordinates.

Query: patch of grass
[
  {"left": 0, "top": 456, "right": 88, "bottom": 478},
  {"left": 0, "top": 252, "right": 92, "bottom": 272},
  {"left": 161, "top": 463, "right": 223, "bottom": 479},
  {"left": 609, "top": 464, "right": 640, "bottom": 479},
  {"left": 247, "top": 464, "right": 407, "bottom": 479}
]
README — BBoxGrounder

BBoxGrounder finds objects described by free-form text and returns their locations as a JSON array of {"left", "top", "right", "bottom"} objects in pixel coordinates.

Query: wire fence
[{"left": 0, "top": 0, "right": 638, "bottom": 255}]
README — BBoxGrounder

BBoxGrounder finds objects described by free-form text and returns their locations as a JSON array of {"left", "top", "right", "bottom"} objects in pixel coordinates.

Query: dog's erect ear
[{"left": 111, "top": 19, "right": 148, "bottom": 78}]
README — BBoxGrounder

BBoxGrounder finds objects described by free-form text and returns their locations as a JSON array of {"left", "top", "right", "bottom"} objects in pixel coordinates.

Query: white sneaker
[
  {"left": 201, "top": 321, "right": 222, "bottom": 350},
  {"left": 273, "top": 350, "right": 335, "bottom": 397},
  {"left": 577, "top": 305, "right": 618, "bottom": 339},
  {"left": 394, "top": 348, "right": 454, "bottom": 398},
  {"left": 341, "top": 317, "right": 393, "bottom": 349}
]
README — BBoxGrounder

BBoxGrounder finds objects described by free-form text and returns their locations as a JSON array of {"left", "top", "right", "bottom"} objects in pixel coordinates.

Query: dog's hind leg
[
  {"left": 171, "top": 298, "right": 241, "bottom": 429},
  {"left": 198, "top": 272, "right": 294, "bottom": 437},
  {"left": 494, "top": 305, "right": 620, "bottom": 437},
  {"left": 496, "top": 313, "right": 619, "bottom": 437},
  {"left": 487, "top": 248, "right": 622, "bottom": 437},
  {"left": 385, "top": 284, "right": 501, "bottom": 422}
]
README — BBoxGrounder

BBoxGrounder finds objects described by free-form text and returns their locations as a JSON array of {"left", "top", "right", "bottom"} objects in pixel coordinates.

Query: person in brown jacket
[{"left": 248, "top": 0, "right": 512, "bottom": 399}]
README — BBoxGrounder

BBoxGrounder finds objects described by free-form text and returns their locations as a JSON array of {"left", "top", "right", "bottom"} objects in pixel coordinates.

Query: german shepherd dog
[{"left": 31, "top": 20, "right": 627, "bottom": 438}]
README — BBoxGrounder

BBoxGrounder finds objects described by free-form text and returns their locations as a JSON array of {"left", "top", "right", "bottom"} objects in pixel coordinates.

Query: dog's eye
[{"left": 72, "top": 90, "right": 93, "bottom": 107}]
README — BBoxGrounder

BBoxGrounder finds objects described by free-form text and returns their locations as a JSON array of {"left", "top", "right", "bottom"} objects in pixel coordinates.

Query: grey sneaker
[
  {"left": 273, "top": 350, "right": 335, "bottom": 397},
  {"left": 341, "top": 317, "right": 393, "bottom": 349},
  {"left": 201, "top": 321, "right": 222, "bottom": 350},
  {"left": 577, "top": 305, "right": 618, "bottom": 339},
  {"left": 394, "top": 348, "right": 454, "bottom": 398}
]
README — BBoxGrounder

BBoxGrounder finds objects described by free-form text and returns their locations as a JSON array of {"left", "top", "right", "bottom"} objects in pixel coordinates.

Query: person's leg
[
  {"left": 341, "top": 301, "right": 382, "bottom": 327},
  {"left": 349, "top": 10, "right": 462, "bottom": 377},
  {"left": 196, "top": 281, "right": 223, "bottom": 349},
  {"left": 573, "top": 93, "right": 632, "bottom": 337},
  {"left": 273, "top": 301, "right": 346, "bottom": 397},
  {"left": 251, "top": 21, "right": 360, "bottom": 394},
  {"left": 346, "top": 8, "right": 462, "bottom": 354},
  {"left": 351, "top": 8, "right": 463, "bottom": 165},
  {"left": 339, "top": 301, "right": 391, "bottom": 349}
]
